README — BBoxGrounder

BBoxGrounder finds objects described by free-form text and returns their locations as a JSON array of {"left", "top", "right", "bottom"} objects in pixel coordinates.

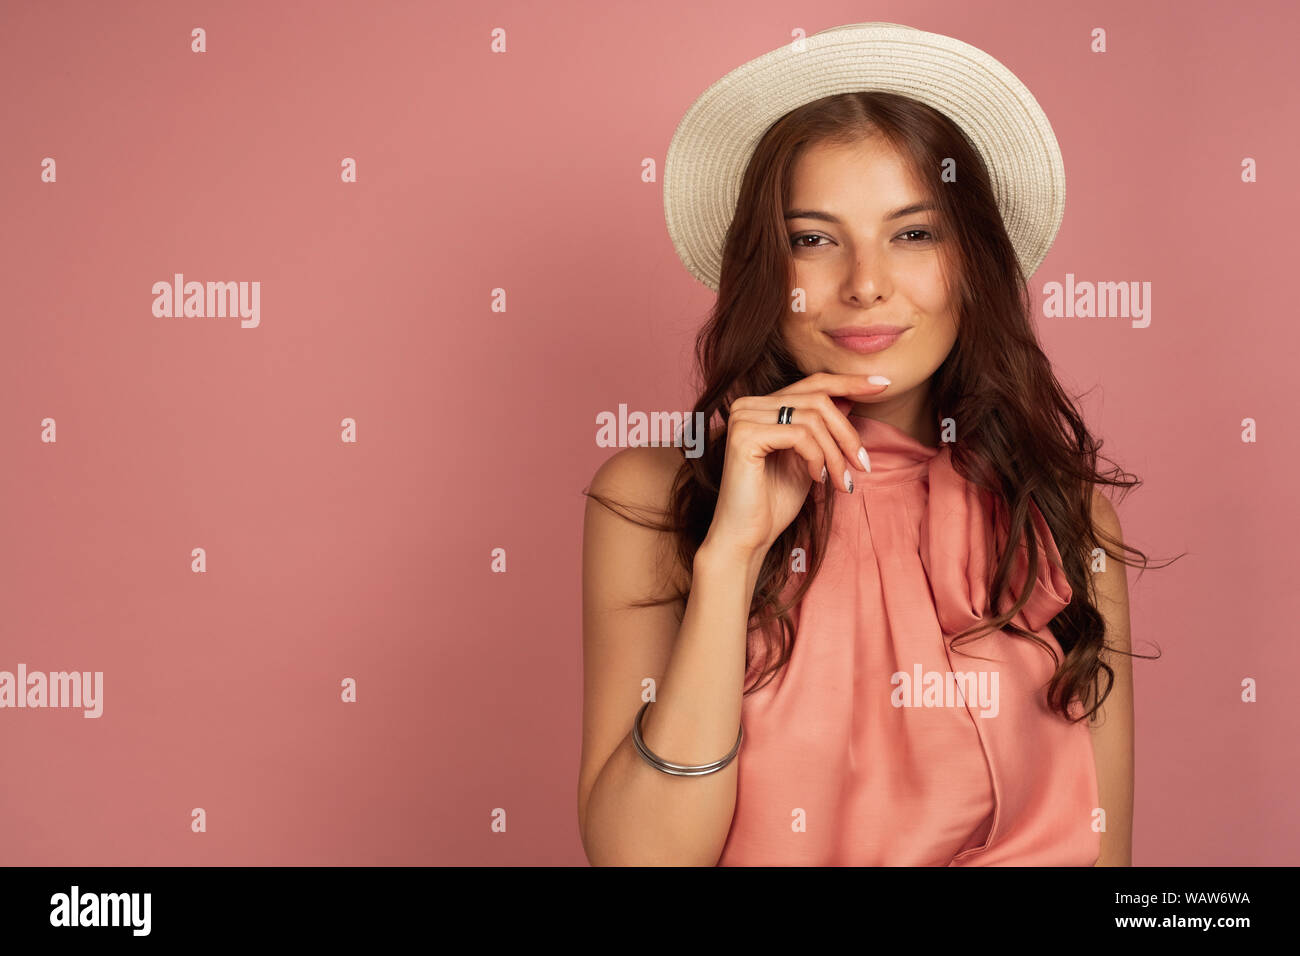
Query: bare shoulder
[
  {"left": 1089, "top": 487, "right": 1122, "bottom": 539},
  {"left": 589, "top": 443, "right": 686, "bottom": 506},
  {"left": 1088, "top": 488, "right": 1128, "bottom": 567},
  {"left": 585, "top": 444, "right": 692, "bottom": 599}
]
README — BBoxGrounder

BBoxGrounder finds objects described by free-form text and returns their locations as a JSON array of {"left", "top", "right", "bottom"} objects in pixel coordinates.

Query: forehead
[{"left": 786, "top": 137, "right": 927, "bottom": 208}]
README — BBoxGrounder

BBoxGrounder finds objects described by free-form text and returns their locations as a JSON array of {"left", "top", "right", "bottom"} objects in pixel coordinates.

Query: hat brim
[{"left": 663, "top": 22, "right": 1065, "bottom": 291}]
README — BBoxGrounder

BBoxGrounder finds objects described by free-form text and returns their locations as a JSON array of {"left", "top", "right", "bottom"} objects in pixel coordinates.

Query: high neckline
[{"left": 846, "top": 413, "right": 943, "bottom": 481}]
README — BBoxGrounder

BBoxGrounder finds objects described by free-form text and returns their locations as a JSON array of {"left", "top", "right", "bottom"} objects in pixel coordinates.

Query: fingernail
[
  {"left": 867, "top": 375, "right": 891, "bottom": 385},
  {"left": 858, "top": 447, "right": 871, "bottom": 472},
  {"left": 820, "top": 465, "right": 828, "bottom": 483},
  {"left": 844, "top": 469, "right": 854, "bottom": 493}
]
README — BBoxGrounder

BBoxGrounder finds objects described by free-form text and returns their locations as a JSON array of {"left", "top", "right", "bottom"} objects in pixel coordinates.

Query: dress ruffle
[
  {"left": 921, "top": 445, "right": 1074, "bottom": 638},
  {"left": 918, "top": 443, "right": 1097, "bottom": 865}
]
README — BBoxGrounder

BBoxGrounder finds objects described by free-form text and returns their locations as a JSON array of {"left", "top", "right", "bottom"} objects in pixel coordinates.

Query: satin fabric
[{"left": 716, "top": 413, "right": 1100, "bottom": 866}]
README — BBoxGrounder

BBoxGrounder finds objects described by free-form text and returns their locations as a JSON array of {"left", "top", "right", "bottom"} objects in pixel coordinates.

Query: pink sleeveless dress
[{"left": 716, "top": 413, "right": 1101, "bottom": 866}]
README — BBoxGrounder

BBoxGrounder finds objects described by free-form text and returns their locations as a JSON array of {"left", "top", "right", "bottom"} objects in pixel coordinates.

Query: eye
[
  {"left": 790, "top": 233, "right": 829, "bottom": 249},
  {"left": 898, "top": 229, "right": 934, "bottom": 242}
]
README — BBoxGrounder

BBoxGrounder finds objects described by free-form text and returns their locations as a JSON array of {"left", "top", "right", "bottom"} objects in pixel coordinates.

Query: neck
[{"left": 849, "top": 389, "right": 939, "bottom": 447}]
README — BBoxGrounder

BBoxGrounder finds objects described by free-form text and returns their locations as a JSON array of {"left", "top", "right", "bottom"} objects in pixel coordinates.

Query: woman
[{"left": 579, "top": 23, "right": 1166, "bottom": 866}]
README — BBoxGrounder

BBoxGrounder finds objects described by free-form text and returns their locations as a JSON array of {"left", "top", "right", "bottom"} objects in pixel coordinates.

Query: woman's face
[{"left": 781, "top": 134, "right": 960, "bottom": 439}]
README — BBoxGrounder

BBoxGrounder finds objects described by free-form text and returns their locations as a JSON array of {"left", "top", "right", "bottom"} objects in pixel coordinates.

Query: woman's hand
[{"left": 703, "top": 373, "right": 889, "bottom": 560}]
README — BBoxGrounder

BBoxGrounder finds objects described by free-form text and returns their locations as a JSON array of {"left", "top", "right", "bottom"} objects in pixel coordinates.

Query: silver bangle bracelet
[{"left": 632, "top": 700, "right": 744, "bottom": 776}]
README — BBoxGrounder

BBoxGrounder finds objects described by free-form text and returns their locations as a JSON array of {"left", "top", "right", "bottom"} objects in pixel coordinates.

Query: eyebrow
[{"left": 784, "top": 201, "right": 935, "bottom": 223}]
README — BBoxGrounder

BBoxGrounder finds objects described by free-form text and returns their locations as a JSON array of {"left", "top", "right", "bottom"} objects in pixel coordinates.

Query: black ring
[{"left": 778, "top": 405, "right": 794, "bottom": 424}]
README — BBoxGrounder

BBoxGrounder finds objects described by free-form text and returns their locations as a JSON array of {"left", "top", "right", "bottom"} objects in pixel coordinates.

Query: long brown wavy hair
[{"left": 586, "top": 91, "right": 1179, "bottom": 722}]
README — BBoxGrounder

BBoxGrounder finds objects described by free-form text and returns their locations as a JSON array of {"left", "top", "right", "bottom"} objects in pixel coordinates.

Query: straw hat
[{"left": 662, "top": 22, "right": 1065, "bottom": 291}]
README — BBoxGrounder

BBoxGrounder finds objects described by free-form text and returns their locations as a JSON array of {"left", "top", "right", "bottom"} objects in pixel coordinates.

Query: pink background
[{"left": 2, "top": 0, "right": 1296, "bottom": 865}]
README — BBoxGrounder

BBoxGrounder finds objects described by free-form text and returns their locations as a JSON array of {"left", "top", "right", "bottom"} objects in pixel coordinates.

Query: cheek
[
  {"left": 778, "top": 305, "right": 830, "bottom": 373},
  {"left": 915, "top": 314, "right": 958, "bottom": 354},
  {"left": 908, "top": 275, "right": 959, "bottom": 344},
  {"left": 910, "top": 273, "right": 954, "bottom": 317},
  {"left": 782, "top": 294, "right": 821, "bottom": 337},
  {"left": 936, "top": 310, "right": 959, "bottom": 345},
  {"left": 913, "top": 315, "right": 959, "bottom": 372}
]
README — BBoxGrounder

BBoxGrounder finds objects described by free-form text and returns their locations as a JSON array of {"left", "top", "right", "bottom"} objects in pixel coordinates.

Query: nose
[{"left": 842, "top": 248, "right": 891, "bottom": 305}]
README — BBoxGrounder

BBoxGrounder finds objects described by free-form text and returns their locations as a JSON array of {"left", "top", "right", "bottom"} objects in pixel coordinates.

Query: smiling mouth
[{"left": 825, "top": 328, "right": 909, "bottom": 354}]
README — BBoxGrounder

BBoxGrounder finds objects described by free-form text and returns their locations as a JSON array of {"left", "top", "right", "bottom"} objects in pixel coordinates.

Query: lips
[
  {"left": 825, "top": 325, "right": 910, "bottom": 355},
  {"left": 826, "top": 325, "right": 909, "bottom": 338}
]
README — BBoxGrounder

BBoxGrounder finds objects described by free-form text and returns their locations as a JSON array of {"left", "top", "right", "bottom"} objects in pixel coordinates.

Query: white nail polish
[
  {"left": 858, "top": 448, "right": 871, "bottom": 472},
  {"left": 867, "top": 375, "right": 891, "bottom": 385},
  {"left": 820, "top": 465, "right": 828, "bottom": 483},
  {"left": 844, "top": 469, "right": 853, "bottom": 493}
]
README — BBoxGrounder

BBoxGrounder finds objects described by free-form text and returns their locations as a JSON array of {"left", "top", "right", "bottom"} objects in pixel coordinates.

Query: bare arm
[
  {"left": 1088, "top": 489, "right": 1135, "bottom": 866},
  {"left": 578, "top": 446, "right": 764, "bottom": 866}
]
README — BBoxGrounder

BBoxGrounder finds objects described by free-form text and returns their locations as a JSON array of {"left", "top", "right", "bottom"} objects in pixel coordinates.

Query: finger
[
  {"left": 729, "top": 417, "right": 838, "bottom": 490},
  {"left": 771, "top": 372, "right": 891, "bottom": 401},
  {"left": 806, "top": 391, "right": 873, "bottom": 475},
  {"left": 772, "top": 373, "right": 888, "bottom": 472},
  {"left": 730, "top": 407, "right": 853, "bottom": 492},
  {"left": 732, "top": 393, "right": 867, "bottom": 480}
]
